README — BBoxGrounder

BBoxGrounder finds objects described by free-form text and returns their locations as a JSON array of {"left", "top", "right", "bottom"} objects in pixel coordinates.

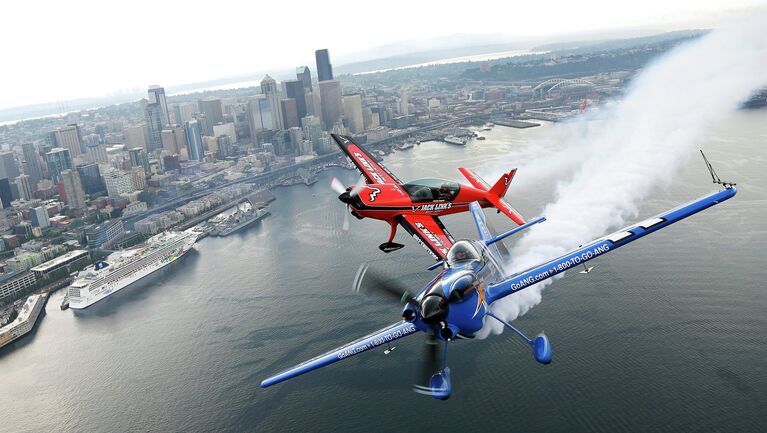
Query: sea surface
[{"left": 1, "top": 112, "right": 765, "bottom": 433}]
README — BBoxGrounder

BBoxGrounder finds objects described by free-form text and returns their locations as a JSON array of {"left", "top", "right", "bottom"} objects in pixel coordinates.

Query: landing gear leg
[
  {"left": 488, "top": 312, "right": 552, "bottom": 364},
  {"left": 379, "top": 221, "right": 405, "bottom": 253}
]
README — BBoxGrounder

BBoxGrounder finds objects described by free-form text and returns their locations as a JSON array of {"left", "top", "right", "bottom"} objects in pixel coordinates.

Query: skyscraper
[
  {"left": 0, "top": 178, "right": 12, "bottom": 209},
  {"left": 147, "top": 86, "right": 170, "bottom": 126},
  {"left": 21, "top": 142, "right": 43, "bottom": 189},
  {"left": 30, "top": 206, "right": 50, "bottom": 229},
  {"left": 124, "top": 124, "right": 149, "bottom": 150},
  {"left": 15, "top": 175, "right": 33, "bottom": 201},
  {"left": 0, "top": 151, "right": 19, "bottom": 180},
  {"left": 296, "top": 66, "right": 312, "bottom": 92},
  {"left": 129, "top": 148, "right": 150, "bottom": 172},
  {"left": 85, "top": 142, "right": 108, "bottom": 164},
  {"left": 54, "top": 124, "right": 83, "bottom": 157},
  {"left": 342, "top": 93, "right": 364, "bottom": 133},
  {"left": 247, "top": 96, "right": 275, "bottom": 143},
  {"left": 76, "top": 163, "right": 105, "bottom": 195},
  {"left": 315, "top": 49, "right": 333, "bottom": 82},
  {"left": 145, "top": 86, "right": 170, "bottom": 152},
  {"left": 280, "top": 99, "right": 300, "bottom": 129},
  {"left": 319, "top": 80, "right": 343, "bottom": 130},
  {"left": 400, "top": 86, "right": 409, "bottom": 116},
  {"left": 284, "top": 80, "right": 308, "bottom": 121},
  {"left": 260, "top": 75, "right": 283, "bottom": 130},
  {"left": 61, "top": 169, "right": 87, "bottom": 210},
  {"left": 198, "top": 99, "right": 224, "bottom": 135},
  {"left": 173, "top": 102, "right": 197, "bottom": 124},
  {"left": 185, "top": 120, "right": 204, "bottom": 162},
  {"left": 45, "top": 148, "right": 72, "bottom": 183}
]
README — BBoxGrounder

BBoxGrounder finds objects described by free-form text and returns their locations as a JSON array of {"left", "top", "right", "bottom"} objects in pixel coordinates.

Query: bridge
[{"left": 532, "top": 78, "right": 595, "bottom": 99}]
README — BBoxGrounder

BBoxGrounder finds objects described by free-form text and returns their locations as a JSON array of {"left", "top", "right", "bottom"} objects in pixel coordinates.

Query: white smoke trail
[{"left": 478, "top": 11, "right": 767, "bottom": 338}]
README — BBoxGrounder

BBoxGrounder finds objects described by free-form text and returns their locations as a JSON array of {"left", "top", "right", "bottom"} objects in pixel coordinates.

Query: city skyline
[{"left": 1, "top": 0, "right": 764, "bottom": 111}]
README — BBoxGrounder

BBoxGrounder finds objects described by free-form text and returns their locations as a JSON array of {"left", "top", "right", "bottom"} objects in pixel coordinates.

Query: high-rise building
[
  {"left": 61, "top": 169, "right": 86, "bottom": 210},
  {"left": 129, "top": 148, "right": 150, "bottom": 172},
  {"left": 185, "top": 119, "right": 204, "bottom": 162},
  {"left": 315, "top": 49, "right": 333, "bottom": 82},
  {"left": 284, "top": 80, "right": 307, "bottom": 120},
  {"left": 147, "top": 86, "right": 170, "bottom": 126},
  {"left": 15, "top": 175, "right": 33, "bottom": 201},
  {"left": 216, "top": 135, "right": 235, "bottom": 159},
  {"left": 296, "top": 66, "right": 312, "bottom": 92},
  {"left": 212, "top": 122, "right": 236, "bottom": 142},
  {"left": 247, "top": 96, "right": 276, "bottom": 138},
  {"left": 85, "top": 142, "right": 108, "bottom": 164},
  {"left": 173, "top": 102, "right": 197, "bottom": 124},
  {"left": 319, "top": 80, "right": 343, "bottom": 130},
  {"left": 30, "top": 206, "right": 50, "bottom": 229},
  {"left": 280, "top": 99, "right": 299, "bottom": 129},
  {"left": 76, "top": 163, "right": 105, "bottom": 195},
  {"left": 0, "top": 178, "right": 12, "bottom": 208},
  {"left": 45, "top": 148, "right": 72, "bottom": 183},
  {"left": 124, "top": 124, "right": 149, "bottom": 150},
  {"left": 130, "top": 167, "right": 146, "bottom": 191},
  {"left": 103, "top": 169, "right": 134, "bottom": 197},
  {"left": 260, "top": 75, "right": 283, "bottom": 130},
  {"left": 53, "top": 124, "right": 83, "bottom": 157},
  {"left": 342, "top": 93, "right": 364, "bottom": 133},
  {"left": 21, "top": 143, "right": 43, "bottom": 189},
  {"left": 0, "top": 151, "right": 19, "bottom": 180},
  {"left": 198, "top": 99, "right": 224, "bottom": 135},
  {"left": 400, "top": 86, "right": 409, "bottom": 116}
]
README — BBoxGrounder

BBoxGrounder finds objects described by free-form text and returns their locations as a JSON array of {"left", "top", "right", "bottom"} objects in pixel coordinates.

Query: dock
[{"left": 495, "top": 119, "right": 541, "bottom": 128}]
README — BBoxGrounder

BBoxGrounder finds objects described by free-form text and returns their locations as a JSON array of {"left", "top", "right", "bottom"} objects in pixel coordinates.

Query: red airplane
[{"left": 330, "top": 134, "right": 526, "bottom": 260}]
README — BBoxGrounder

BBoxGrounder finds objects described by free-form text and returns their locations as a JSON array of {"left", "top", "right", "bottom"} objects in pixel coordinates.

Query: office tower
[
  {"left": 147, "top": 86, "right": 170, "bottom": 126},
  {"left": 129, "top": 148, "right": 150, "bottom": 172},
  {"left": 216, "top": 135, "right": 234, "bottom": 159},
  {"left": 400, "top": 86, "right": 409, "bottom": 115},
  {"left": 103, "top": 169, "right": 134, "bottom": 197},
  {"left": 185, "top": 119, "right": 204, "bottom": 162},
  {"left": 30, "top": 206, "right": 50, "bottom": 229},
  {"left": 284, "top": 80, "right": 307, "bottom": 120},
  {"left": 161, "top": 129, "right": 179, "bottom": 154},
  {"left": 21, "top": 143, "right": 43, "bottom": 189},
  {"left": 280, "top": 99, "right": 299, "bottom": 129},
  {"left": 302, "top": 115, "right": 323, "bottom": 151},
  {"left": 85, "top": 142, "right": 108, "bottom": 164},
  {"left": 319, "top": 80, "right": 342, "bottom": 130},
  {"left": 61, "top": 169, "right": 87, "bottom": 210},
  {"left": 15, "top": 175, "right": 33, "bottom": 201},
  {"left": 192, "top": 113, "right": 209, "bottom": 139},
  {"left": 342, "top": 93, "right": 364, "bottom": 133},
  {"left": 144, "top": 101, "right": 164, "bottom": 152},
  {"left": 212, "top": 122, "right": 236, "bottom": 141},
  {"left": 53, "top": 124, "right": 83, "bottom": 157},
  {"left": 0, "top": 178, "right": 11, "bottom": 208},
  {"left": 163, "top": 155, "right": 181, "bottom": 171},
  {"left": 174, "top": 102, "right": 197, "bottom": 124},
  {"left": 296, "top": 66, "right": 312, "bottom": 92},
  {"left": 45, "top": 148, "right": 72, "bottom": 183},
  {"left": 198, "top": 99, "right": 224, "bottom": 135},
  {"left": 247, "top": 96, "right": 276, "bottom": 138},
  {"left": 130, "top": 167, "right": 146, "bottom": 190},
  {"left": 0, "top": 151, "right": 19, "bottom": 180},
  {"left": 260, "top": 75, "right": 283, "bottom": 130},
  {"left": 124, "top": 124, "right": 149, "bottom": 150},
  {"left": 77, "top": 163, "right": 105, "bottom": 195},
  {"left": 315, "top": 49, "right": 333, "bottom": 82}
]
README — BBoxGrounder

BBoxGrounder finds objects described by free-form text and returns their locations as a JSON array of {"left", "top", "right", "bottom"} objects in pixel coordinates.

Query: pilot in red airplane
[{"left": 330, "top": 134, "right": 526, "bottom": 260}]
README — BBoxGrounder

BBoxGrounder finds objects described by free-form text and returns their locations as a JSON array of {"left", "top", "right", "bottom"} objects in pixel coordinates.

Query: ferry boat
[
  {"left": 443, "top": 135, "right": 467, "bottom": 146},
  {"left": 67, "top": 231, "right": 197, "bottom": 309}
]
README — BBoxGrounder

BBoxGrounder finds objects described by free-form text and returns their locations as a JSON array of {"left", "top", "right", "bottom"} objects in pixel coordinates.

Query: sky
[{"left": 1, "top": 0, "right": 765, "bottom": 111}]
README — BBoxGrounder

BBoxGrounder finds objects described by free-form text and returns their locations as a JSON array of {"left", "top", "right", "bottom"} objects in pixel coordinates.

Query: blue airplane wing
[
  {"left": 486, "top": 187, "right": 737, "bottom": 304},
  {"left": 469, "top": 201, "right": 494, "bottom": 242},
  {"left": 261, "top": 321, "right": 419, "bottom": 388}
]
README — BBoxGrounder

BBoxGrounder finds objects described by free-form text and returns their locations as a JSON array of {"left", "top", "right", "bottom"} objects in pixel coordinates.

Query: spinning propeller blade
[
  {"left": 330, "top": 177, "right": 346, "bottom": 194},
  {"left": 352, "top": 263, "right": 417, "bottom": 306},
  {"left": 349, "top": 176, "right": 366, "bottom": 198},
  {"left": 342, "top": 207, "right": 350, "bottom": 232}
]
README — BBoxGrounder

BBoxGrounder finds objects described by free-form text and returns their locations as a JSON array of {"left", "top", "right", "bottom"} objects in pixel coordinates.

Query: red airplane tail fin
[{"left": 459, "top": 167, "right": 525, "bottom": 225}]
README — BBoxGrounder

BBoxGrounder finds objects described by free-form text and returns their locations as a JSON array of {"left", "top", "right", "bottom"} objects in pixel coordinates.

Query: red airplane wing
[
  {"left": 398, "top": 214, "right": 455, "bottom": 260},
  {"left": 332, "top": 134, "right": 401, "bottom": 185}
]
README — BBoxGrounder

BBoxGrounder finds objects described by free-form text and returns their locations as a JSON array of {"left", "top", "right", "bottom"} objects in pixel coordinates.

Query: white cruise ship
[{"left": 68, "top": 230, "right": 197, "bottom": 309}]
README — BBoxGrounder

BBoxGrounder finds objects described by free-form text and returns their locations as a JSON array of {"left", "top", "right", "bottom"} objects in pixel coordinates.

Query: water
[{"left": 1, "top": 113, "right": 765, "bottom": 432}]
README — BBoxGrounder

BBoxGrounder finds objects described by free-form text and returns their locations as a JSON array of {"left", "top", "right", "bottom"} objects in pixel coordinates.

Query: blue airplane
[{"left": 261, "top": 185, "right": 736, "bottom": 399}]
